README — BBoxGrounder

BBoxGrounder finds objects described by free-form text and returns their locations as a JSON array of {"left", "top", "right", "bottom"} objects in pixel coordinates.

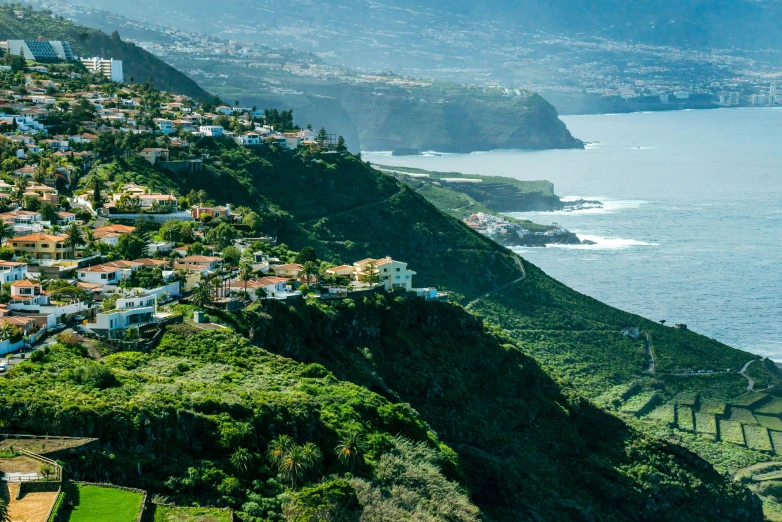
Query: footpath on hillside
[{"left": 465, "top": 257, "right": 526, "bottom": 310}]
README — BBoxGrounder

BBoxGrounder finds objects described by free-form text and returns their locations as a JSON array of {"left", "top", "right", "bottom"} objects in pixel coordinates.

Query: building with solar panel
[{"left": 6, "top": 39, "right": 75, "bottom": 61}]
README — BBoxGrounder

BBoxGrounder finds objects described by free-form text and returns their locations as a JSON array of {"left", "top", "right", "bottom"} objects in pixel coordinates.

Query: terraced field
[
  {"left": 744, "top": 425, "right": 773, "bottom": 452},
  {"left": 718, "top": 420, "right": 746, "bottom": 445}
]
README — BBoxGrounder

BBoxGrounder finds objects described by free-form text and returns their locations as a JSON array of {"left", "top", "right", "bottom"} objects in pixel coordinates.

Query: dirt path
[
  {"left": 740, "top": 359, "right": 756, "bottom": 391},
  {"left": 3, "top": 483, "right": 59, "bottom": 522},
  {"left": 644, "top": 332, "right": 655, "bottom": 373},
  {"left": 465, "top": 257, "right": 526, "bottom": 310},
  {"left": 305, "top": 185, "right": 405, "bottom": 224}
]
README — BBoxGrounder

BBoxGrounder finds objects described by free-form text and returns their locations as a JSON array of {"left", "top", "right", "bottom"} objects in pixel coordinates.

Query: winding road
[
  {"left": 305, "top": 185, "right": 405, "bottom": 224},
  {"left": 740, "top": 359, "right": 757, "bottom": 391},
  {"left": 465, "top": 257, "right": 526, "bottom": 310}
]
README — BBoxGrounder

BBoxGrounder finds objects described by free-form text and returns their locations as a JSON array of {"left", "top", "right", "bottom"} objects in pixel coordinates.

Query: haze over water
[{"left": 364, "top": 108, "right": 782, "bottom": 361}]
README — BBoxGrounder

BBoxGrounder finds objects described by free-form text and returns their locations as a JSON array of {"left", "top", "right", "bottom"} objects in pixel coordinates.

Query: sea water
[{"left": 363, "top": 108, "right": 782, "bottom": 360}]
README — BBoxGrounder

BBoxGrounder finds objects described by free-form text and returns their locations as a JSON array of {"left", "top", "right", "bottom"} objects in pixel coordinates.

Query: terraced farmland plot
[
  {"left": 718, "top": 420, "right": 746, "bottom": 445},
  {"left": 678, "top": 405, "right": 695, "bottom": 431},
  {"left": 770, "top": 431, "right": 782, "bottom": 453},
  {"left": 676, "top": 393, "right": 699, "bottom": 408},
  {"left": 755, "top": 415, "right": 782, "bottom": 431},
  {"left": 744, "top": 425, "right": 773, "bottom": 452},
  {"left": 644, "top": 402, "right": 675, "bottom": 425},
  {"left": 756, "top": 398, "right": 782, "bottom": 415},
  {"left": 695, "top": 412, "right": 718, "bottom": 436},
  {"left": 621, "top": 392, "right": 659, "bottom": 417},
  {"left": 731, "top": 393, "right": 769, "bottom": 408},
  {"left": 726, "top": 407, "right": 758, "bottom": 425},
  {"left": 700, "top": 399, "right": 727, "bottom": 415}
]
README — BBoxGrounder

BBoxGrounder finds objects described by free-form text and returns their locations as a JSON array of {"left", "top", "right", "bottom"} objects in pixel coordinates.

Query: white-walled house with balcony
[
  {"left": 7, "top": 280, "right": 93, "bottom": 322},
  {"left": 0, "top": 261, "right": 27, "bottom": 284},
  {"left": 88, "top": 306, "right": 156, "bottom": 339},
  {"left": 77, "top": 261, "right": 141, "bottom": 285}
]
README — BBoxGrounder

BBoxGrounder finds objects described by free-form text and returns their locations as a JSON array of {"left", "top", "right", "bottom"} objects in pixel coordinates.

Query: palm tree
[
  {"left": 230, "top": 447, "right": 252, "bottom": 475},
  {"left": 0, "top": 497, "right": 9, "bottom": 522},
  {"left": 334, "top": 432, "right": 366, "bottom": 470},
  {"left": 0, "top": 220, "right": 14, "bottom": 247},
  {"left": 238, "top": 262, "right": 253, "bottom": 297},
  {"left": 302, "top": 261, "right": 319, "bottom": 285},
  {"left": 12, "top": 177, "right": 27, "bottom": 200},
  {"left": 266, "top": 435, "right": 294, "bottom": 468},
  {"left": 63, "top": 223, "right": 84, "bottom": 259},
  {"left": 191, "top": 285, "right": 212, "bottom": 308}
]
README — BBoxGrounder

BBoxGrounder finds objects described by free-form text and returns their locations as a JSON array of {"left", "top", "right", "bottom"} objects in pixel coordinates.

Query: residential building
[
  {"left": 0, "top": 261, "right": 27, "bottom": 283},
  {"left": 154, "top": 118, "right": 174, "bottom": 135},
  {"left": 56, "top": 212, "right": 76, "bottom": 226},
  {"left": 199, "top": 125, "right": 224, "bottom": 138},
  {"left": 88, "top": 306, "right": 156, "bottom": 339},
  {"left": 177, "top": 255, "right": 222, "bottom": 271},
  {"left": 273, "top": 263, "right": 303, "bottom": 279},
  {"left": 229, "top": 276, "right": 300, "bottom": 301},
  {"left": 10, "top": 233, "right": 69, "bottom": 260},
  {"left": 191, "top": 204, "right": 231, "bottom": 221},
  {"left": 138, "top": 148, "right": 170, "bottom": 165},
  {"left": 77, "top": 261, "right": 141, "bottom": 285},
  {"left": 236, "top": 133, "right": 261, "bottom": 146},
  {"left": 80, "top": 57, "right": 124, "bottom": 82},
  {"left": 7, "top": 279, "right": 91, "bottom": 321},
  {"left": 354, "top": 257, "right": 416, "bottom": 291}
]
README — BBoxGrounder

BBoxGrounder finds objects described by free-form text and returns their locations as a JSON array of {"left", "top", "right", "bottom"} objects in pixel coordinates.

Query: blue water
[{"left": 363, "top": 108, "right": 782, "bottom": 360}]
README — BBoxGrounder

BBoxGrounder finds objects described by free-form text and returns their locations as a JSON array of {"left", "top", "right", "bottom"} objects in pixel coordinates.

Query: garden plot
[
  {"left": 744, "top": 425, "right": 773, "bottom": 452},
  {"left": 718, "top": 420, "right": 746, "bottom": 446},
  {"left": 66, "top": 484, "right": 143, "bottom": 522},
  {"left": 755, "top": 415, "right": 782, "bottom": 432},
  {"left": 678, "top": 405, "right": 695, "bottom": 431},
  {"left": 694, "top": 412, "right": 718, "bottom": 436},
  {"left": 620, "top": 392, "right": 659, "bottom": 417},
  {"left": 730, "top": 393, "right": 770, "bottom": 408},
  {"left": 755, "top": 398, "right": 782, "bottom": 415},
  {"left": 700, "top": 399, "right": 727, "bottom": 416},
  {"left": 726, "top": 407, "right": 759, "bottom": 425},
  {"left": 770, "top": 431, "right": 782, "bottom": 454},
  {"left": 644, "top": 402, "right": 675, "bottom": 426}
]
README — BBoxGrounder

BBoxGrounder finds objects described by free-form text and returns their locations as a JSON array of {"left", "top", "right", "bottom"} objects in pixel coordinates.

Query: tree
[
  {"left": 230, "top": 447, "right": 252, "bottom": 475},
  {"left": 335, "top": 432, "right": 366, "bottom": 471},
  {"left": 360, "top": 260, "right": 382, "bottom": 285},
  {"left": 0, "top": 221, "right": 14, "bottom": 246},
  {"left": 222, "top": 246, "right": 241, "bottom": 266},
  {"left": 22, "top": 195, "right": 40, "bottom": 212},
  {"left": 317, "top": 127, "right": 329, "bottom": 144},
  {"left": 242, "top": 211, "right": 262, "bottom": 233},
  {"left": 63, "top": 223, "right": 84, "bottom": 259},
  {"left": 40, "top": 202, "right": 58, "bottom": 223},
  {"left": 206, "top": 223, "right": 237, "bottom": 250},
  {"left": 237, "top": 262, "right": 254, "bottom": 296},
  {"left": 116, "top": 233, "right": 146, "bottom": 260},
  {"left": 337, "top": 136, "right": 347, "bottom": 152},
  {"left": 303, "top": 261, "right": 319, "bottom": 285},
  {"left": 0, "top": 496, "right": 9, "bottom": 522},
  {"left": 295, "top": 246, "right": 317, "bottom": 265},
  {"left": 190, "top": 284, "right": 212, "bottom": 308},
  {"left": 266, "top": 435, "right": 294, "bottom": 468}
]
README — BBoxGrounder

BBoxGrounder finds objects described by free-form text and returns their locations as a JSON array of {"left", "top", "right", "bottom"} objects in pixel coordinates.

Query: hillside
[
  {"left": 0, "top": 4, "right": 212, "bottom": 100},
  {"left": 1, "top": 298, "right": 764, "bottom": 521}
]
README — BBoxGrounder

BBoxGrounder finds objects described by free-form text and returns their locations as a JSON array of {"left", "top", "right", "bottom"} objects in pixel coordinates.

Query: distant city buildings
[
  {"left": 80, "top": 57, "right": 124, "bottom": 82},
  {"left": 4, "top": 39, "right": 74, "bottom": 61}
]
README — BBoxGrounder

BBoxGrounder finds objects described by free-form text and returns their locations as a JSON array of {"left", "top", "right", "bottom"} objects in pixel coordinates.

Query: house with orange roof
[
  {"left": 272, "top": 263, "right": 304, "bottom": 279},
  {"left": 77, "top": 261, "right": 141, "bottom": 285},
  {"left": 229, "top": 276, "right": 300, "bottom": 301},
  {"left": 9, "top": 233, "right": 69, "bottom": 260}
]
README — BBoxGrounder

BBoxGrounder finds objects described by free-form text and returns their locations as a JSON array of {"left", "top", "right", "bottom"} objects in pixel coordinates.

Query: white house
[
  {"left": 229, "top": 276, "right": 300, "bottom": 301},
  {"left": 77, "top": 261, "right": 141, "bottom": 285},
  {"left": 236, "top": 133, "right": 261, "bottom": 146},
  {"left": 353, "top": 257, "right": 416, "bottom": 291},
  {"left": 155, "top": 118, "right": 175, "bottom": 135},
  {"left": 7, "top": 280, "right": 92, "bottom": 322},
  {"left": 0, "top": 261, "right": 27, "bottom": 284},
  {"left": 199, "top": 125, "right": 224, "bottom": 138},
  {"left": 88, "top": 306, "right": 156, "bottom": 339}
]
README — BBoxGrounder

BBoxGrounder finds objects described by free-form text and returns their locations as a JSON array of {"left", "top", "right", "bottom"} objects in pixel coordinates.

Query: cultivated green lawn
[
  {"left": 66, "top": 485, "right": 143, "bottom": 522},
  {"left": 152, "top": 506, "right": 231, "bottom": 521}
]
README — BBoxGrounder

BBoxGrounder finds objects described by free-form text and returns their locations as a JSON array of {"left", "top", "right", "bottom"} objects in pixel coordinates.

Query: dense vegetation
[
  {"left": 0, "top": 296, "right": 765, "bottom": 521},
  {"left": 0, "top": 4, "right": 212, "bottom": 100}
]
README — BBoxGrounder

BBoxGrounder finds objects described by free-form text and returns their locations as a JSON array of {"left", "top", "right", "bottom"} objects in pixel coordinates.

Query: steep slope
[{"left": 0, "top": 5, "right": 212, "bottom": 100}]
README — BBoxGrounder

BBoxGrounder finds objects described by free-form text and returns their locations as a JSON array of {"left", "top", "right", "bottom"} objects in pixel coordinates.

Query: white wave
[
  {"left": 509, "top": 199, "right": 649, "bottom": 216},
  {"left": 515, "top": 235, "right": 659, "bottom": 251}
]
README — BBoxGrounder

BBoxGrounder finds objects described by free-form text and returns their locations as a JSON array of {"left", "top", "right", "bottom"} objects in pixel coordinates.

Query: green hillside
[{"left": 0, "top": 4, "right": 212, "bottom": 100}]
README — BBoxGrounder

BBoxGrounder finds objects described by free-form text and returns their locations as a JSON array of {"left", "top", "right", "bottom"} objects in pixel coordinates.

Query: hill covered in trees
[{"left": 0, "top": 4, "right": 212, "bottom": 100}]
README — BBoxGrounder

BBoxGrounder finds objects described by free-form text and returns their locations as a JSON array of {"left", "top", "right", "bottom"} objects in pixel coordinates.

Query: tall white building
[{"left": 80, "top": 57, "right": 124, "bottom": 83}]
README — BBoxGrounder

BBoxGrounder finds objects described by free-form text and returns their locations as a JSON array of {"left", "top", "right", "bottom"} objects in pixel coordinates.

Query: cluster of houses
[
  {"left": 464, "top": 213, "right": 570, "bottom": 241},
  {"left": 0, "top": 52, "right": 438, "bottom": 353}
]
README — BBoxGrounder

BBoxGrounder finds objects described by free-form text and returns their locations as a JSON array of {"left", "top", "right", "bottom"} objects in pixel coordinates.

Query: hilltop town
[{"left": 0, "top": 45, "right": 439, "bottom": 356}]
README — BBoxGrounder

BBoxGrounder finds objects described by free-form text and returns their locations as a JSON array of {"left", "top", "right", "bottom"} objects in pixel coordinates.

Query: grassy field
[
  {"left": 152, "top": 505, "right": 231, "bottom": 521},
  {"left": 66, "top": 485, "right": 143, "bottom": 522}
]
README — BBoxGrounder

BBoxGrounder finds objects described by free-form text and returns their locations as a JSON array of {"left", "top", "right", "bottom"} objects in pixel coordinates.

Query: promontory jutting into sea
[{"left": 0, "top": 1, "right": 779, "bottom": 521}]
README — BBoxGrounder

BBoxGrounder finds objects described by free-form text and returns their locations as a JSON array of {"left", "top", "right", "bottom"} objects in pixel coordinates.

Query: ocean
[{"left": 363, "top": 108, "right": 782, "bottom": 360}]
